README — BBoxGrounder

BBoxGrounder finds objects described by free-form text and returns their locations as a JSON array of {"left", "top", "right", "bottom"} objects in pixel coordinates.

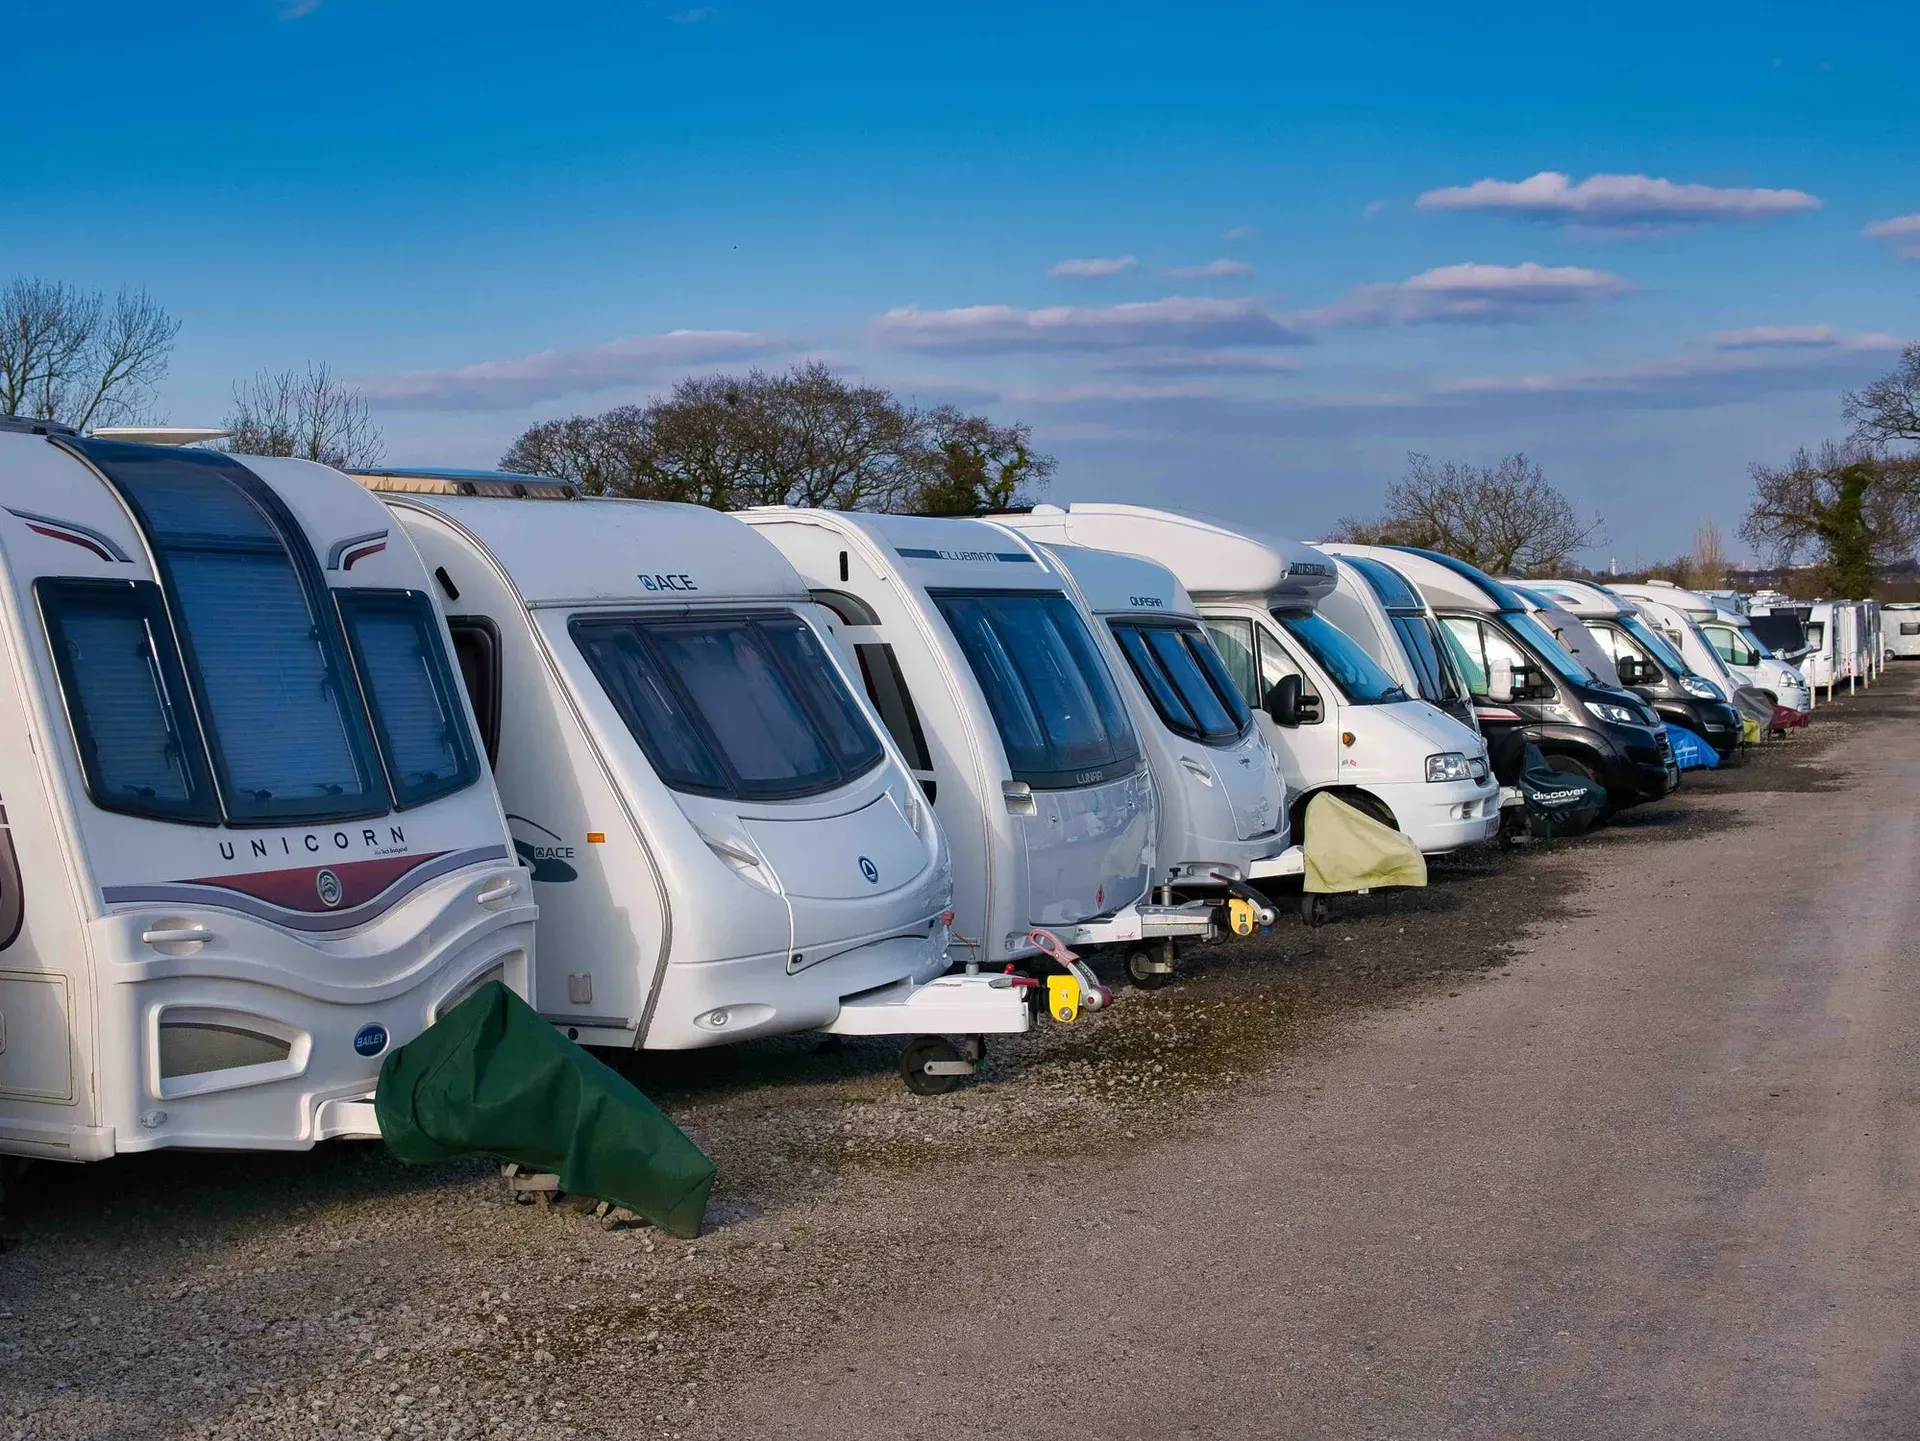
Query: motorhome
[
  {"left": 0, "top": 427, "right": 536, "bottom": 1163},
  {"left": 1885, "top": 602, "right": 1920, "bottom": 660},
  {"left": 734, "top": 509, "right": 1217, "bottom": 997},
  {"left": 1003, "top": 538, "right": 1287, "bottom": 979},
  {"left": 1314, "top": 552, "right": 1477, "bottom": 731},
  {"left": 1608, "top": 580, "right": 1809, "bottom": 713},
  {"left": 1336, "top": 547, "right": 1678, "bottom": 811},
  {"left": 357, "top": 472, "right": 1031, "bottom": 1093},
  {"left": 991, "top": 507, "right": 1499, "bottom": 855},
  {"left": 1525, "top": 579, "right": 1745, "bottom": 757}
]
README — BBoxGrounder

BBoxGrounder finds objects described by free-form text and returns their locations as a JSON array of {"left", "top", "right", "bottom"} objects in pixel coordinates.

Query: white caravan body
[
  {"left": 1885, "top": 603, "right": 1920, "bottom": 660},
  {"left": 1314, "top": 552, "right": 1478, "bottom": 732},
  {"left": 1609, "top": 580, "right": 1808, "bottom": 709},
  {"left": 366, "top": 477, "right": 1026, "bottom": 1051},
  {"left": 1802, "top": 602, "right": 1839, "bottom": 690},
  {"left": 0, "top": 429, "right": 535, "bottom": 1162},
  {"left": 743, "top": 509, "right": 1209, "bottom": 968},
  {"left": 1019, "top": 539, "right": 1289, "bottom": 888},
  {"left": 998, "top": 508, "right": 1499, "bottom": 855}
]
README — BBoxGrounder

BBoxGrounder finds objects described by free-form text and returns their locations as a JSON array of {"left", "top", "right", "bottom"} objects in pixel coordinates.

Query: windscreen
[
  {"left": 1740, "top": 627, "right": 1776, "bottom": 660},
  {"left": 1110, "top": 619, "right": 1249, "bottom": 745},
  {"left": 1621, "top": 616, "right": 1688, "bottom": 673},
  {"left": 572, "top": 611, "right": 885, "bottom": 801},
  {"left": 933, "top": 590, "right": 1140, "bottom": 788},
  {"left": 1273, "top": 612, "right": 1407, "bottom": 705},
  {"left": 1505, "top": 610, "right": 1593, "bottom": 686}
]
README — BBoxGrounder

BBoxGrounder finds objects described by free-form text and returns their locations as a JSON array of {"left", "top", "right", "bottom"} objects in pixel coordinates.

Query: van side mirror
[
  {"left": 1265, "top": 673, "right": 1303, "bottom": 727},
  {"left": 1487, "top": 656, "right": 1514, "bottom": 702}
]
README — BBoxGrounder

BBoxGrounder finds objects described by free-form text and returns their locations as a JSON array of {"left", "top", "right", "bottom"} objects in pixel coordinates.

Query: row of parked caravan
[{"left": 0, "top": 421, "right": 1836, "bottom": 1168}]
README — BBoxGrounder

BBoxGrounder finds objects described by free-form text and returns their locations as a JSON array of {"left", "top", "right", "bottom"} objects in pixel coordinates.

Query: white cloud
[
  {"left": 1220, "top": 226, "right": 1254, "bottom": 241},
  {"left": 360, "top": 329, "right": 795, "bottom": 410},
  {"left": 1047, "top": 256, "right": 1138, "bottom": 278},
  {"left": 668, "top": 6, "right": 717, "bottom": 20},
  {"left": 1089, "top": 348, "right": 1303, "bottom": 376},
  {"left": 1416, "top": 171, "right": 1821, "bottom": 227},
  {"left": 278, "top": 0, "right": 322, "bottom": 16},
  {"left": 1299, "top": 262, "right": 1631, "bottom": 326},
  {"left": 1864, "top": 213, "right": 1920, "bottom": 260},
  {"left": 1707, "top": 324, "right": 1845, "bottom": 350},
  {"left": 869, "top": 296, "right": 1304, "bottom": 353},
  {"left": 1160, "top": 258, "right": 1255, "bottom": 280}
]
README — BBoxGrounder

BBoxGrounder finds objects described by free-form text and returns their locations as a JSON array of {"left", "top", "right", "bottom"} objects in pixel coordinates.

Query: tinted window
[
  {"left": 85, "top": 445, "right": 383, "bottom": 824},
  {"left": 447, "top": 618, "right": 502, "bottom": 768},
  {"left": 572, "top": 612, "right": 885, "bottom": 801},
  {"left": 1204, "top": 617, "right": 1258, "bottom": 707},
  {"left": 855, "top": 643, "right": 933, "bottom": 773},
  {"left": 1506, "top": 611, "right": 1591, "bottom": 686},
  {"left": 1274, "top": 613, "right": 1406, "bottom": 705},
  {"left": 1391, "top": 615, "right": 1463, "bottom": 704},
  {"left": 338, "top": 591, "right": 481, "bottom": 808},
  {"left": 1111, "top": 620, "right": 1247, "bottom": 745},
  {"left": 933, "top": 591, "right": 1139, "bottom": 789},
  {"left": 1621, "top": 617, "right": 1687, "bottom": 673},
  {"left": 37, "top": 579, "right": 217, "bottom": 823},
  {"left": 1346, "top": 555, "right": 1422, "bottom": 611}
]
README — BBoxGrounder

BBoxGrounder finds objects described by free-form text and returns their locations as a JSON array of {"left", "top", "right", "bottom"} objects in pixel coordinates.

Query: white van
[
  {"left": 0, "top": 426, "right": 536, "bottom": 1162},
  {"left": 993, "top": 507, "right": 1499, "bottom": 855},
  {"left": 1314, "top": 552, "right": 1477, "bottom": 732},
  {"left": 740, "top": 509, "right": 1214, "bottom": 983},
  {"left": 1608, "top": 581, "right": 1809, "bottom": 712},
  {"left": 358, "top": 473, "right": 1028, "bottom": 1092},
  {"left": 1011, "top": 538, "right": 1287, "bottom": 979}
]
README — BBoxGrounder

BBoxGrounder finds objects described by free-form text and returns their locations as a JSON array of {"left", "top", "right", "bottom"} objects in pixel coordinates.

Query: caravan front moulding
[
  {"left": 996, "top": 506, "right": 1501, "bottom": 856},
  {"left": 354, "top": 472, "right": 1030, "bottom": 1094},
  {"left": 0, "top": 425, "right": 535, "bottom": 1163},
  {"left": 739, "top": 508, "right": 1216, "bottom": 984}
]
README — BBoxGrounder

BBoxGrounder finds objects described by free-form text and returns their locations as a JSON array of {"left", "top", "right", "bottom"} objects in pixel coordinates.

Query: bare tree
[
  {"left": 1844, "top": 343, "right": 1920, "bottom": 448},
  {"left": 1327, "top": 452, "right": 1602, "bottom": 575},
  {"left": 501, "top": 361, "right": 1055, "bottom": 515},
  {"left": 1690, "top": 521, "right": 1729, "bottom": 589},
  {"left": 221, "top": 365, "right": 384, "bottom": 469},
  {"left": 1739, "top": 439, "right": 1920, "bottom": 597},
  {"left": 0, "top": 278, "right": 180, "bottom": 429}
]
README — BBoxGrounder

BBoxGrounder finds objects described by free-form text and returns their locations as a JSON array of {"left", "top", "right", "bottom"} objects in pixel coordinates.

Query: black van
[{"left": 1383, "top": 549, "right": 1680, "bottom": 811}]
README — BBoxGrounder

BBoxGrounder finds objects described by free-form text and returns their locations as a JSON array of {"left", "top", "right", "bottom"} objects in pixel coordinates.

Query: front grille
[{"left": 1627, "top": 744, "right": 1664, "bottom": 766}]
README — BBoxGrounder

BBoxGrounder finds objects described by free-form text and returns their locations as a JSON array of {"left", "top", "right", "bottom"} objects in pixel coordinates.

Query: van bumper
[{"left": 1370, "top": 775, "right": 1503, "bottom": 854}]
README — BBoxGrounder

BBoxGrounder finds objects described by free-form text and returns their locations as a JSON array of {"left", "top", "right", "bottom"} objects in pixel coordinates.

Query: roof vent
[{"left": 348, "top": 467, "right": 578, "bottom": 500}]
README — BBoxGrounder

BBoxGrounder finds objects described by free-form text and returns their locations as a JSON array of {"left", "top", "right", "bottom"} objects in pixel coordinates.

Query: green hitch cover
[{"left": 375, "top": 982, "right": 714, "bottom": 1238}]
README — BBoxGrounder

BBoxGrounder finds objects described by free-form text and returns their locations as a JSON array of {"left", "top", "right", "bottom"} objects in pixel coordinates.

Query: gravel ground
[{"left": 0, "top": 671, "right": 1899, "bottom": 1441}]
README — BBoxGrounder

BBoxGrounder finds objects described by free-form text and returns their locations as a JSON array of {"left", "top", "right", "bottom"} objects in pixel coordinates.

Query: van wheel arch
[{"left": 1290, "top": 786, "right": 1397, "bottom": 842}]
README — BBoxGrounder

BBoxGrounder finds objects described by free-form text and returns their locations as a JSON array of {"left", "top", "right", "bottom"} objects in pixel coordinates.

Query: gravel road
[{"left": 1, "top": 672, "right": 1910, "bottom": 1440}]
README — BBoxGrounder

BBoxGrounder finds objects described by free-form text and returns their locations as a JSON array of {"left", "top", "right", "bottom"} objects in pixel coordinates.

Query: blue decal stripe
[{"left": 894, "top": 547, "right": 1037, "bottom": 563}]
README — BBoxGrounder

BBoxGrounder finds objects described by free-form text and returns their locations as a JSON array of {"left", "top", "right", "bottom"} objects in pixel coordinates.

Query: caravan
[
  {"left": 1607, "top": 581, "right": 1810, "bottom": 713},
  {"left": 740, "top": 509, "right": 1217, "bottom": 987},
  {"left": 1003, "top": 538, "right": 1287, "bottom": 981},
  {"left": 1525, "top": 579, "right": 1745, "bottom": 757},
  {"left": 991, "top": 507, "right": 1500, "bottom": 855},
  {"left": 1885, "top": 602, "right": 1920, "bottom": 660},
  {"left": 0, "top": 426, "right": 535, "bottom": 1162},
  {"left": 358, "top": 472, "right": 1030, "bottom": 1093}
]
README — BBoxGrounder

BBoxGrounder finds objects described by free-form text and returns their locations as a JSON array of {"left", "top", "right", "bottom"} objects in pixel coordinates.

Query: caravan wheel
[
  {"left": 899, "top": 1036, "right": 966, "bottom": 1096},
  {"left": 1125, "top": 945, "right": 1173, "bottom": 989}
]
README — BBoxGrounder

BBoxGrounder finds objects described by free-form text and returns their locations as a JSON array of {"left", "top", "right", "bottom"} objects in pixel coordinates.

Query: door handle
[
  {"left": 142, "top": 927, "right": 212, "bottom": 946},
  {"left": 476, "top": 878, "right": 518, "bottom": 908}
]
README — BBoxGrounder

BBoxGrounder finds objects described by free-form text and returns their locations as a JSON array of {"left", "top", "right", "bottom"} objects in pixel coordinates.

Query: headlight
[
  {"left": 1590, "top": 702, "right": 1640, "bottom": 725},
  {"left": 1680, "top": 676, "right": 1723, "bottom": 700},
  {"left": 1468, "top": 754, "right": 1489, "bottom": 780},
  {"left": 1426, "top": 752, "right": 1472, "bottom": 782}
]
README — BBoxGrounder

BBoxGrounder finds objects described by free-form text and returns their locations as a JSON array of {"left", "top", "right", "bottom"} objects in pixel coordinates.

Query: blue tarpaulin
[{"left": 1665, "top": 724, "right": 1720, "bottom": 770}]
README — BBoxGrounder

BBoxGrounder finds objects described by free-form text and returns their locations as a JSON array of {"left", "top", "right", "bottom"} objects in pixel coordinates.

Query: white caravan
[
  {"left": 1885, "top": 603, "right": 1920, "bottom": 660},
  {"left": 1313, "top": 552, "right": 1477, "bottom": 732},
  {"left": 993, "top": 508, "right": 1499, "bottom": 855},
  {"left": 359, "top": 473, "right": 1028, "bottom": 1090},
  {"left": 0, "top": 427, "right": 536, "bottom": 1162},
  {"left": 1609, "top": 580, "right": 1809, "bottom": 711},
  {"left": 1009, "top": 538, "right": 1287, "bottom": 977},
  {"left": 1801, "top": 601, "right": 1840, "bottom": 694},
  {"left": 741, "top": 509, "right": 1215, "bottom": 983}
]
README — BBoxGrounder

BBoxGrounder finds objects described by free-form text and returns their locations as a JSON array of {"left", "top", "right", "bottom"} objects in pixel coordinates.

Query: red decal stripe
[
  {"left": 341, "top": 540, "right": 387, "bottom": 571},
  {"left": 26, "top": 523, "right": 115, "bottom": 563},
  {"left": 182, "top": 851, "right": 447, "bottom": 913}
]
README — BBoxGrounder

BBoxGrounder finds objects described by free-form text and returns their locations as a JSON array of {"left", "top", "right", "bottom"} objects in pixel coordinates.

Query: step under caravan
[
  {"left": 355, "top": 471, "right": 1029, "bottom": 1093},
  {"left": 0, "top": 427, "right": 534, "bottom": 1162}
]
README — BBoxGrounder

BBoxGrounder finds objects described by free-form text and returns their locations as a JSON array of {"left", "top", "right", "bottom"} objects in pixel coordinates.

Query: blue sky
[{"left": 5, "top": 0, "right": 1916, "bottom": 565}]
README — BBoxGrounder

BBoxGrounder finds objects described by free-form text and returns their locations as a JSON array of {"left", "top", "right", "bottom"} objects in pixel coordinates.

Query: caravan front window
[
  {"left": 933, "top": 591, "right": 1139, "bottom": 789},
  {"left": 1110, "top": 620, "right": 1249, "bottom": 745},
  {"left": 94, "top": 450, "right": 385, "bottom": 824},
  {"left": 38, "top": 579, "right": 218, "bottom": 823},
  {"left": 572, "top": 611, "right": 885, "bottom": 801},
  {"left": 1390, "top": 615, "right": 1465, "bottom": 705},
  {"left": 337, "top": 590, "right": 482, "bottom": 808}
]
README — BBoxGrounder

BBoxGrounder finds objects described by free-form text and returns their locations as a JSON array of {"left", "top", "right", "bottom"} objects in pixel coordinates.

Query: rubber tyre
[
  {"left": 899, "top": 1036, "right": 963, "bottom": 1096},
  {"left": 1124, "top": 947, "right": 1172, "bottom": 990}
]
